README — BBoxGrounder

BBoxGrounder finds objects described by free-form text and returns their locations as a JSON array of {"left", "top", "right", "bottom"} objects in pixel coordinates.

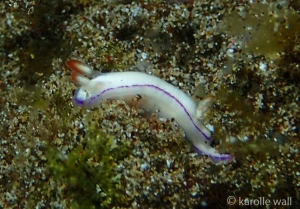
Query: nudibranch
[{"left": 66, "top": 60, "right": 233, "bottom": 163}]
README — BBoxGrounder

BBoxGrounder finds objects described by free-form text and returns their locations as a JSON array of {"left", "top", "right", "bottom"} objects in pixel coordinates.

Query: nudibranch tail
[
  {"left": 212, "top": 154, "right": 234, "bottom": 163},
  {"left": 193, "top": 145, "right": 233, "bottom": 163}
]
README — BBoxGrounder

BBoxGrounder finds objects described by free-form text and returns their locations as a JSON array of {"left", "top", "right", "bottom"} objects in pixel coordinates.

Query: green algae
[
  {"left": 218, "top": 3, "right": 300, "bottom": 60},
  {"left": 9, "top": 85, "right": 133, "bottom": 208},
  {"left": 46, "top": 130, "right": 132, "bottom": 208},
  {"left": 205, "top": 84, "right": 283, "bottom": 160},
  {"left": 6, "top": 74, "right": 132, "bottom": 208}
]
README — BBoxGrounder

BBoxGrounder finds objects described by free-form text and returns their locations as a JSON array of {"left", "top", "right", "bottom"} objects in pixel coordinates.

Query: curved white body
[{"left": 67, "top": 60, "right": 233, "bottom": 163}]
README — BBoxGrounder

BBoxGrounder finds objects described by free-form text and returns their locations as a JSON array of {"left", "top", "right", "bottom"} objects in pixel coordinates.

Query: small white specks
[
  {"left": 57, "top": 133, "right": 65, "bottom": 138},
  {"left": 132, "top": 6, "right": 141, "bottom": 17},
  {"left": 141, "top": 52, "right": 148, "bottom": 60},
  {"left": 254, "top": 93, "right": 264, "bottom": 109},
  {"left": 7, "top": 19, "right": 12, "bottom": 27},
  {"left": 259, "top": 62, "right": 267, "bottom": 71},
  {"left": 5, "top": 192, "right": 17, "bottom": 205},
  {"left": 228, "top": 136, "right": 237, "bottom": 143},
  {"left": 191, "top": 191, "right": 198, "bottom": 197},
  {"left": 140, "top": 163, "right": 149, "bottom": 171},
  {"left": 96, "top": 184, "right": 102, "bottom": 193},
  {"left": 227, "top": 48, "right": 235, "bottom": 58},
  {"left": 167, "top": 178, "right": 173, "bottom": 183},
  {"left": 247, "top": 26, "right": 253, "bottom": 31},
  {"left": 207, "top": 43, "right": 214, "bottom": 48},
  {"left": 116, "top": 164, "right": 124, "bottom": 171},
  {"left": 159, "top": 118, "right": 167, "bottom": 123},
  {"left": 201, "top": 200, "right": 208, "bottom": 207},
  {"left": 198, "top": 75, "right": 207, "bottom": 84},
  {"left": 166, "top": 159, "right": 173, "bottom": 168},
  {"left": 239, "top": 135, "right": 249, "bottom": 142},
  {"left": 24, "top": 148, "right": 31, "bottom": 157}
]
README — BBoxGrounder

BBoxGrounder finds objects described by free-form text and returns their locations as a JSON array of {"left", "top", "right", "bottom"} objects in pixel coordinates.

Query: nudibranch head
[
  {"left": 73, "top": 88, "right": 88, "bottom": 107},
  {"left": 66, "top": 60, "right": 97, "bottom": 107}
]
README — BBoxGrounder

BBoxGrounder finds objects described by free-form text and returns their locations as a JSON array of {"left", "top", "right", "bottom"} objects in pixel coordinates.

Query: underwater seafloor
[{"left": 0, "top": 0, "right": 299, "bottom": 208}]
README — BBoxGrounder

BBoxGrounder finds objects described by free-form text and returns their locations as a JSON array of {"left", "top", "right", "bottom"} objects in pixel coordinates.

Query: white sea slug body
[{"left": 67, "top": 60, "right": 233, "bottom": 163}]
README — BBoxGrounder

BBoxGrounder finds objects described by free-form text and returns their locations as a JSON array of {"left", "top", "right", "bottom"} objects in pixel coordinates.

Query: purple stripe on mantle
[{"left": 83, "top": 84, "right": 212, "bottom": 141}]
